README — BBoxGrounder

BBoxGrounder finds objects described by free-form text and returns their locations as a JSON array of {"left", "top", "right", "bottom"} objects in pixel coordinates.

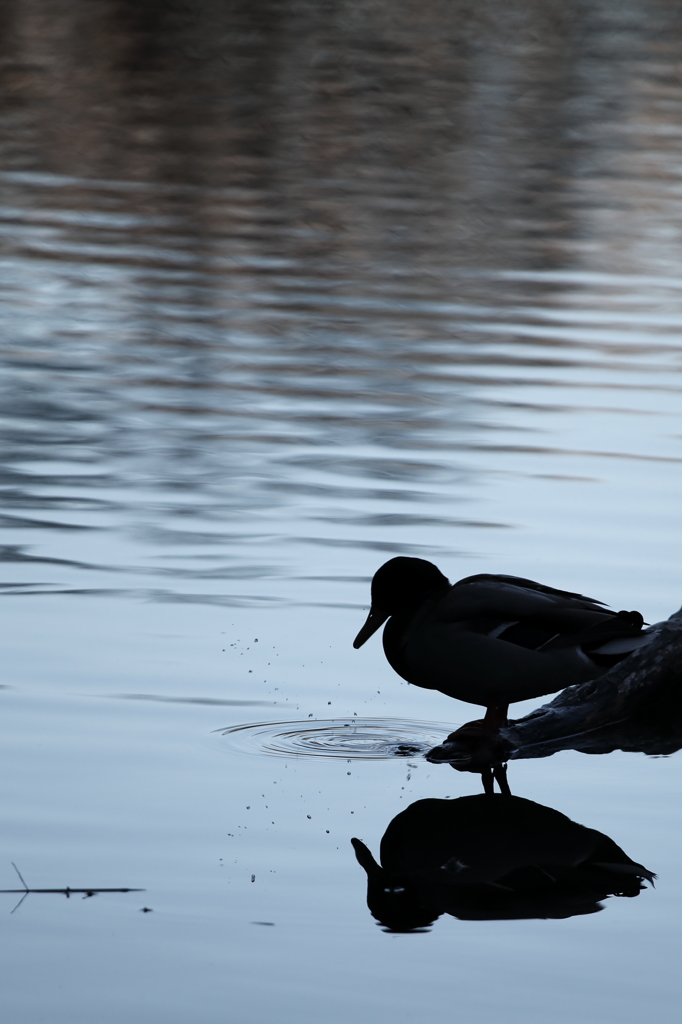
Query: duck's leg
[
  {"left": 493, "top": 763, "right": 511, "bottom": 796},
  {"left": 481, "top": 765, "right": 495, "bottom": 796},
  {"left": 483, "top": 703, "right": 509, "bottom": 733}
]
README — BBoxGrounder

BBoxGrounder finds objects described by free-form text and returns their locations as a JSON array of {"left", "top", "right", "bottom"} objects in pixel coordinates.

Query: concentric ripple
[{"left": 217, "top": 717, "right": 457, "bottom": 761}]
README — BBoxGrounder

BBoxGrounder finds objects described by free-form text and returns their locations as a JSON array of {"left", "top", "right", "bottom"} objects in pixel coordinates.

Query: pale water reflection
[{"left": 1, "top": 1, "right": 682, "bottom": 1022}]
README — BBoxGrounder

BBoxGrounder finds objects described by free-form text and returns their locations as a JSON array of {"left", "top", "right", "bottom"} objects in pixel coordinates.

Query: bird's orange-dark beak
[{"left": 353, "top": 606, "right": 390, "bottom": 648}]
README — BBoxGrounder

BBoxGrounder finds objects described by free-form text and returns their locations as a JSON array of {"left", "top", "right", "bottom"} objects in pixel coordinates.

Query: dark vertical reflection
[
  {"left": 0, "top": 0, "right": 627, "bottom": 266},
  {"left": 3, "top": 0, "right": 682, "bottom": 270}
]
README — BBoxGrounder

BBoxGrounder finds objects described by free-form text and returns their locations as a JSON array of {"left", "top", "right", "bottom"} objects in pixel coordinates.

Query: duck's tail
[{"left": 586, "top": 622, "right": 664, "bottom": 667}]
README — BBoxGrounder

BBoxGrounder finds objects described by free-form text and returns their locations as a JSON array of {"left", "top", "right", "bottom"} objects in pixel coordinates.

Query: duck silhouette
[
  {"left": 354, "top": 557, "right": 653, "bottom": 731},
  {"left": 352, "top": 795, "right": 655, "bottom": 930}
]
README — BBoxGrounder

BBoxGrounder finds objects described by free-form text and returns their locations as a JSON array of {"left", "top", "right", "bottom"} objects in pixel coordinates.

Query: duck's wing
[
  {"left": 453, "top": 574, "right": 608, "bottom": 612},
  {"left": 441, "top": 575, "right": 612, "bottom": 624},
  {"left": 431, "top": 575, "right": 648, "bottom": 656}
]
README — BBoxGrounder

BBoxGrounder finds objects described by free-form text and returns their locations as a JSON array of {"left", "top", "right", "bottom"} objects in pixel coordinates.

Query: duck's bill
[
  {"left": 353, "top": 606, "right": 390, "bottom": 648},
  {"left": 351, "top": 837, "right": 381, "bottom": 876}
]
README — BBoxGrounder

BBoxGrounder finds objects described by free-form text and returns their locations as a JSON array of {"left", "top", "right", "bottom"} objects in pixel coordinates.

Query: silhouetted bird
[
  {"left": 352, "top": 795, "right": 655, "bottom": 930},
  {"left": 353, "top": 557, "right": 654, "bottom": 731}
]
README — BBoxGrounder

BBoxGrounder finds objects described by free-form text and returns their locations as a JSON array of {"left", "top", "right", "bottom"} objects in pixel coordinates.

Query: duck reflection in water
[{"left": 352, "top": 795, "right": 654, "bottom": 932}]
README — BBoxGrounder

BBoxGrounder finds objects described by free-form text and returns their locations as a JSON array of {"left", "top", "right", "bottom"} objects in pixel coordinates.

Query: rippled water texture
[
  {"left": 219, "top": 717, "right": 456, "bottom": 759},
  {"left": 1, "top": 2, "right": 682, "bottom": 1023}
]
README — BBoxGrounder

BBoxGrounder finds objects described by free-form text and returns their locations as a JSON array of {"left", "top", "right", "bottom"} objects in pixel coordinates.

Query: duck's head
[
  {"left": 351, "top": 837, "right": 439, "bottom": 932},
  {"left": 353, "top": 557, "right": 450, "bottom": 649}
]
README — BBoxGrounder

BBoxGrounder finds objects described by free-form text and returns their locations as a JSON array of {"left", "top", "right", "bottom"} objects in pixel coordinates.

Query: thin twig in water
[{"left": 1, "top": 864, "right": 144, "bottom": 913}]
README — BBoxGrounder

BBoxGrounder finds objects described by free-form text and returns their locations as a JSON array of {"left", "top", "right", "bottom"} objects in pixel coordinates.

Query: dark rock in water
[{"left": 502, "top": 607, "right": 682, "bottom": 758}]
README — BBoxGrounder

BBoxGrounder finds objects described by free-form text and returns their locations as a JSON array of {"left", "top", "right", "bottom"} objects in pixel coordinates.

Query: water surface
[{"left": 1, "top": 2, "right": 682, "bottom": 1021}]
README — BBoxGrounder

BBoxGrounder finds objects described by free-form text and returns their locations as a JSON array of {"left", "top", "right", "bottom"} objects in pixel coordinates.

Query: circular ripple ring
[{"left": 217, "top": 717, "right": 458, "bottom": 761}]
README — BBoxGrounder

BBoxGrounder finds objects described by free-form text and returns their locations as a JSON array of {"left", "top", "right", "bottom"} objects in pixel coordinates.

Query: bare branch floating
[{"left": 2, "top": 863, "right": 144, "bottom": 913}]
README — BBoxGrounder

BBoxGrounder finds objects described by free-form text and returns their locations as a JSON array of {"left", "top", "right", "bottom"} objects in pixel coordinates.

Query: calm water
[{"left": 1, "top": 1, "right": 682, "bottom": 1021}]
